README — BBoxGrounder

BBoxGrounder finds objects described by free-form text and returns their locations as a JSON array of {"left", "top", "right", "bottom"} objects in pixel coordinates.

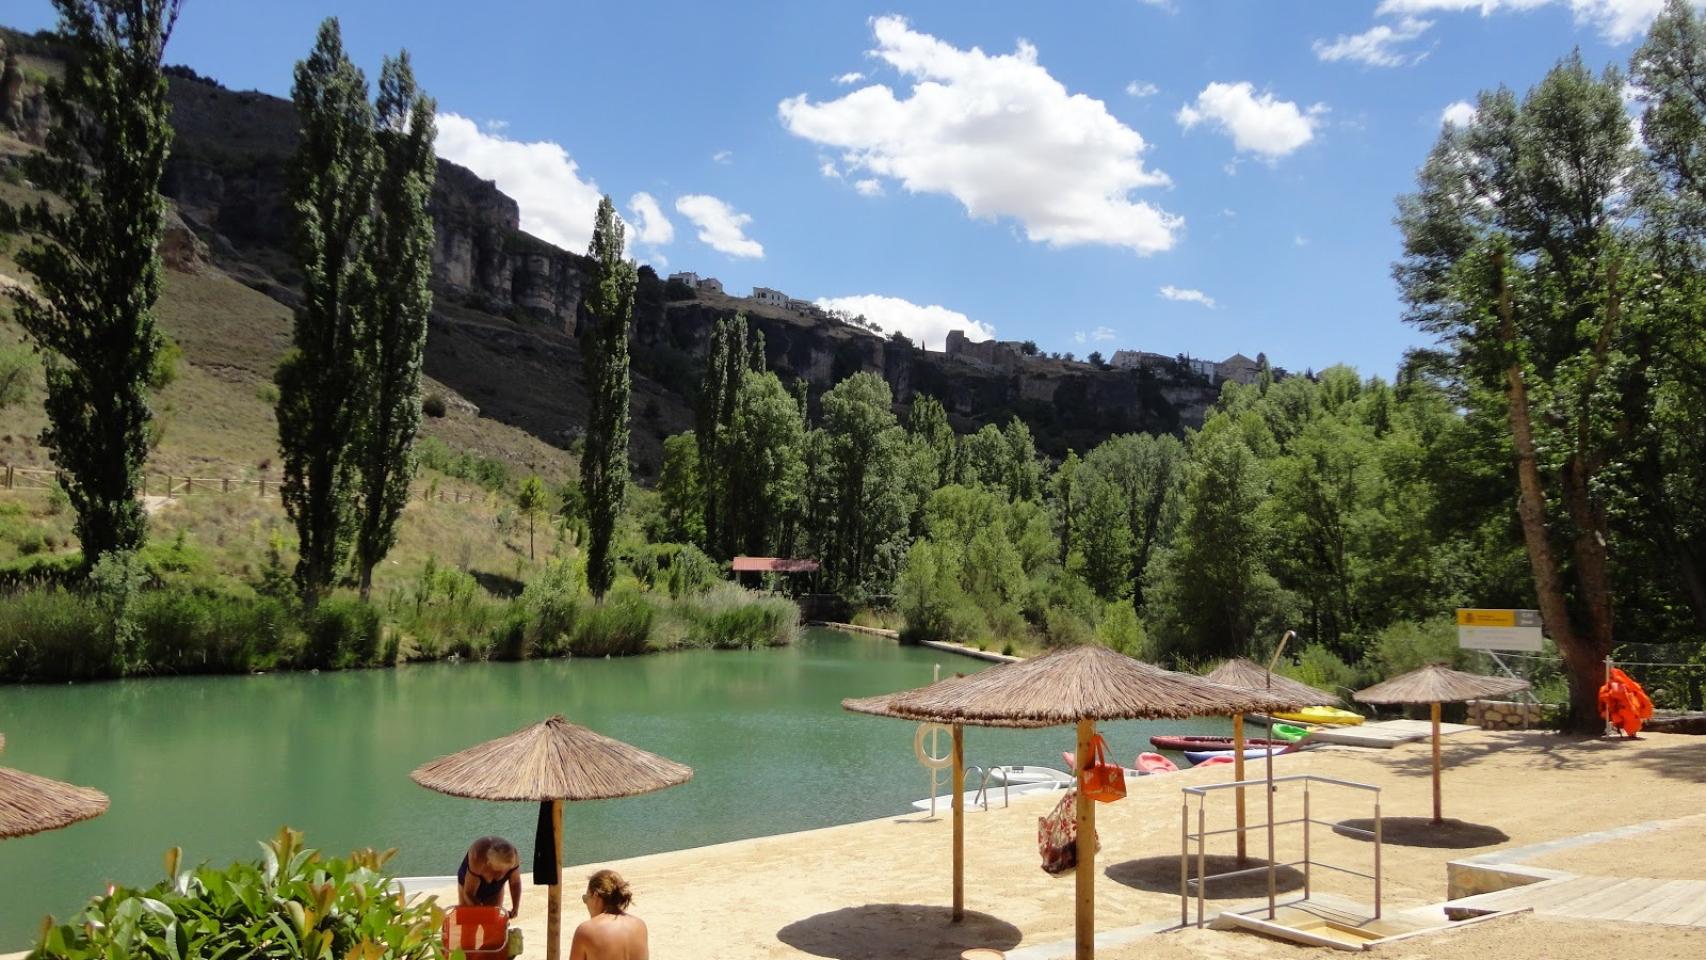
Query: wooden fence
[{"left": 1, "top": 464, "right": 488, "bottom": 505}]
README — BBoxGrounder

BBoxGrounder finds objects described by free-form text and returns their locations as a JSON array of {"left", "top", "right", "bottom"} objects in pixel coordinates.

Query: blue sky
[{"left": 9, "top": 0, "right": 1667, "bottom": 377}]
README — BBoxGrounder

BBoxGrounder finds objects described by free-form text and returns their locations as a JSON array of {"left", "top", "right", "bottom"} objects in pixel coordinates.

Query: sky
[{"left": 8, "top": 0, "right": 1677, "bottom": 378}]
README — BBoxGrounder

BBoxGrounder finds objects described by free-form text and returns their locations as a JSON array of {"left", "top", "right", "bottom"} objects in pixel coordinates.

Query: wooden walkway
[{"left": 1447, "top": 874, "right": 1706, "bottom": 927}]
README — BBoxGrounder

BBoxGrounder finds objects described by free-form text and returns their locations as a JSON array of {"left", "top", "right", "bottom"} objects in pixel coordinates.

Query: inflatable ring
[{"left": 914, "top": 722, "right": 954, "bottom": 770}]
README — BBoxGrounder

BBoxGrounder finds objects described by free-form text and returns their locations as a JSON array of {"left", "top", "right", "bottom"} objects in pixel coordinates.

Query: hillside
[{"left": 1, "top": 25, "right": 1221, "bottom": 475}]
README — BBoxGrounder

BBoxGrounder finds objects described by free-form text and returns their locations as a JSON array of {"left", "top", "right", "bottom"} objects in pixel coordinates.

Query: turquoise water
[{"left": 0, "top": 629, "right": 1227, "bottom": 948}]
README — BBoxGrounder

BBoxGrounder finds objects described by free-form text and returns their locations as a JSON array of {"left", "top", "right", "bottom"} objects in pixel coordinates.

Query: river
[{"left": 0, "top": 629, "right": 1229, "bottom": 948}]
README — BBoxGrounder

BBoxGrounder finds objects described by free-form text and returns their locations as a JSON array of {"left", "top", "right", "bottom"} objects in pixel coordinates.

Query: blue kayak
[{"left": 1184, "top": 746, "right": 1287, "bottom": 766}]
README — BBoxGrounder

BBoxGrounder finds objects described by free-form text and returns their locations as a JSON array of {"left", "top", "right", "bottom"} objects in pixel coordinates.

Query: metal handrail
[
  {"left": 1180, "top": 774, "right": 1382, "bottom": 929},
  {"left": 971, "top": 766, "right": 1011, "bottom": 810}
]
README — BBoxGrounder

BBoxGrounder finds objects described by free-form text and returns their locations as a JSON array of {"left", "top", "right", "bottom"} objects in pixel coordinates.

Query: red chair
[{"left": 442, "top": 905, "right": 514, "bottom": 960}]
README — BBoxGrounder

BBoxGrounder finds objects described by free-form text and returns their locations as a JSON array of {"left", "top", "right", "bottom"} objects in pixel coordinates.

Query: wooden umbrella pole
[
  {"left": 1075, "top": 719, "right": 1095, "bottom": 960},
  {"left": 1233, "top": 714, "right": 1247, "bottom": 863},
  {"left": 952, "top": 723, "right": 965, "bottom": 922},
  {"left": 547, "top": 798, "right": 564, "bottom": 960},
  {"left": 1431, "top": 702, "right": 1442, "bottom": 824}
]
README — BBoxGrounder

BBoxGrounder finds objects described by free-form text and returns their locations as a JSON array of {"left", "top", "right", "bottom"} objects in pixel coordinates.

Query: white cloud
[
  {"left": 1074, "top": 331, "right": 1088, "bottom": 344},
  {"left": 1440, "top": 100, "right": 1478, "bottom": 127},
  {"left": 1313, "top": 17, "right": 1433, "bottom": 67},
  {"left": 854, "top": 178, "right": 885, "bottom": 197},
  {"left": 1294, "top": 234, "right": 1310, "bottom": 246},
  {"left": 626, "top": 192, "right": 674, "bottom": 247},
  {"left": 434, "top": 113, "right": 604, "bottom": 251},
  {"left": 674, "top": 194, "right": 765, "bottom": 259},
  {"left": 834, "top": 71, "right": 866, "bottom": 85},
  {"left": 1125, "top": 80, "right": 1159, "bottom": 97},
  {"left": 814, "top": 294, "right": 993, "bottom": 346},
  {"left": 1376, "top": 0, "right": 1665, "bottom": 44},
  {"left": 778, "top": 16, "right": 1182, "bottom": 255},
  {"left": 1177, "top": 82, "right": 1327, "bottom": 160},
  {"left": 1159, "top": 285, "right": 1216, "bottom": 308},
  {"left": 819, "top": 160, "right": 841, "bottom": 179},
  {"left": 1091, "top": 325, "right": 1117, "bottom": 341},
  {"left": 712, "top": 149, "right": 734, "bottom": 164}
]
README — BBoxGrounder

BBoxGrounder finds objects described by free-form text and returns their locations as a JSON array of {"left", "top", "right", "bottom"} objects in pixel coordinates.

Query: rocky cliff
[{"left": 2, "top": 30, "right": 1220, "bottom": 469}]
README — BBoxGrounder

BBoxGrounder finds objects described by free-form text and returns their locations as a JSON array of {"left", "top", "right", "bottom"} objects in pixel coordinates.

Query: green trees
[
  {"left": 354, "top": 54, "right": 437, "bottom": 600},
  {"left": 276, "top": 18, "right": 378, "bottom": 603},
  {"left": 3, "top": 0, "right": 182, "bottom": 568},
  {"left": 658, "top": 433, "right": 705, "bottom": 545},
  {"left": 696, "top": 313, "right": 753, "bottom": 559},
  {"left": 276, "top": 19, "right": 437, "bottom": 605},
  {"left": 516, "top": 475, "right": 546, "bottom": 561},
  {"left": 726, "top": 371, "right": 807, "bottom": 557},
  {"left": 807, "top": 372, "right": 911, "bottom": 595},
  {"left": 580, "top": 195, "right": 638, "bottom": 600},
  {"left": 1071, "top": 434, "right": 1184, "bottom": 609},
  {"left": 1394, "top": 51, "right": 1643, "bottom": 729}
]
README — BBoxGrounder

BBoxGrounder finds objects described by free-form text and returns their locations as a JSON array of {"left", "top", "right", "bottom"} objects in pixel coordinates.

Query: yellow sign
[{"left": 1457, "top": 609, "right": 1516, "bottom": 628}]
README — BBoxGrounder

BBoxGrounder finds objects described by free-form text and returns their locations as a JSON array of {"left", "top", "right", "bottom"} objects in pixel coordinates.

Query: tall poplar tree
[
  {"left": 581, "top": 196, "right": 637, "bottom": 599},
  {"left": 276, "top": 18, "right": 377, "bottom": 604},
  {"left": 3, "top": 0, "right": 182, "bottom": 568},
  {"left": 354, "top": 53, "right": 436, "bottom": 600}
]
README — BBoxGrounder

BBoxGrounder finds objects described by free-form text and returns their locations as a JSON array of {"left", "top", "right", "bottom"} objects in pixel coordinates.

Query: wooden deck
[{"left": 1446, "top": 874, "right": 1706, "bottom": 927}]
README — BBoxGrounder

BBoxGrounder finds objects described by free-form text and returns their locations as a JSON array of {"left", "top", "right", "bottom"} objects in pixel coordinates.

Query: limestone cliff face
[
  {"left": 162, "top": 74, "right": 587, "bottom": 330},
  {"left": 3, "top": 39, "right": 1218, "bottom": 462}
]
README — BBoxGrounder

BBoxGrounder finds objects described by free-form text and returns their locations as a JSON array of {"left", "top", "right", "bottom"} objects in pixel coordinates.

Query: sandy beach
[{"left": 410, "top": 728, "right": 1706, "bottom": 959}]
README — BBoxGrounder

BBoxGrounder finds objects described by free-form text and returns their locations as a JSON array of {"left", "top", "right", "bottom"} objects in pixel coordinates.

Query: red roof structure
[{"left": 730, "top": 556, "right": 820, "bottom": 574}]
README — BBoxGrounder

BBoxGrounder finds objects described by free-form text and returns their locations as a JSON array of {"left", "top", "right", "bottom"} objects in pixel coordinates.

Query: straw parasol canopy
[
  {"left": 411, "top": 715, "right": 691, "bottom": 960},
  {"left": 0, "top": 765, "right": 109, "bottom": 839},
  {"left": 1205, "top": 658, "right": 1335, "bottom": 706},
  {"left": 844, "top": 644, "right": 1311, "bottom": 960},
  {"left": 845, "top": 644, "right": 1305, "bottom": 727},
  {"left": 411, "top": 714, "right": 691, "bottom": 801},
  {"left": 1355, "top": 664, "right": 1529, "bottom": 824},
  {"left": 1354, "top": 663, "right": 1528, "bottom": 705}
]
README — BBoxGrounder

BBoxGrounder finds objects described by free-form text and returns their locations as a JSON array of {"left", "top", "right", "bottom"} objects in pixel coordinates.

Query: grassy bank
[{"left": 0, "top": 548, "right": 799, "bottom": 683}]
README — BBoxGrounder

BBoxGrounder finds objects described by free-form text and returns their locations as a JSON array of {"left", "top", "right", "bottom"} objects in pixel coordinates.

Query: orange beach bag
[{"left": 1078, "top": 734, "right": 1127, "bottom": 803}]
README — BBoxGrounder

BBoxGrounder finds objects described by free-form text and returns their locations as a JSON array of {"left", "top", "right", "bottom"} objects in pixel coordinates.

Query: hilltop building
[{"left": 668, "top": 272, "right": 724, "bottom": 294}]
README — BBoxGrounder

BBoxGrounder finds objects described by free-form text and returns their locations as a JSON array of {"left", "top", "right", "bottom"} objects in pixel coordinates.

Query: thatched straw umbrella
[
  {"left": 845, "top": 644, "right": 1305, "bottom": 960},
  {"left": 1354, "top": 664, "right": 1528, "bottom": 824},
  {"left": 0, "top": 763, "right": 109, "bottom": 839},
  {"left": 1204, "top": 659, "right": 1335, "bottom": 860},
  {"left": 411, "top": 715, "right": 692, "bottom": 960}
]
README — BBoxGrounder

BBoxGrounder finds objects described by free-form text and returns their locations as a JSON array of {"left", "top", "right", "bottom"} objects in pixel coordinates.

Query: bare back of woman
[
  {"left": 570, "top": 912, "right": 647, "bottom": 960},
  {"left": 570, "top": 869, "right": 648, "bottom": 960}
]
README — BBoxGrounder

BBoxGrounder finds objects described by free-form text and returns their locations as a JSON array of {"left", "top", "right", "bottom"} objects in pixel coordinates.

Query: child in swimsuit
[{"left": 458, "top": 836, "right": 523, "bottom": 918}]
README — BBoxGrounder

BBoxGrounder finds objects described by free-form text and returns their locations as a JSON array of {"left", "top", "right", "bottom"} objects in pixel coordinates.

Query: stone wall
[{"left": 1468, "top": 699, "right": 1545, "bottom": 730}]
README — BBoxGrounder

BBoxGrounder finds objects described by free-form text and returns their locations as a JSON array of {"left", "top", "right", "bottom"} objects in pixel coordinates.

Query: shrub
[
  {"left": 573, "top": 593, "right": 654, "bottom": 656},
  {"left": 0, "top": 342, "right": 36, "bottom": 409},
  {"left": 136, "top": 590, "right": 295, "bottom": 674},
  {"left": 422, "top": 392, "right": 448, "bottom": 418},
  {"left": 1281, "top": 644, "right": 1363, "bottom": 703},
  {"left": 302, "top": 598, "right": 384, "bottom": 669},
  {"left": 1371, "top": 618, "right": 1464, "bottom": 676},
  {"left": 1096, "top": 601, "right": 1147, "bottom": 657},
  {"left": 665, "top": 543, "right": 718, "bottom": 597},
  {"left": 520, "top": 557, "right": 586, "bottom": 657},
  {"left": 0, "top": 588, "right": 114, "bottom": 681},
  {"left": 674, "top": 584, "right": 800, "bottom": 649},
  {"left": 31, "top": 828, "right": 442, "bottom": 960},
  {"left": 1041, "top": 605, "right": 1092, "bottom": 648},
  {"left": 148, "top": 334, "right": 182, "bottom": 389}
]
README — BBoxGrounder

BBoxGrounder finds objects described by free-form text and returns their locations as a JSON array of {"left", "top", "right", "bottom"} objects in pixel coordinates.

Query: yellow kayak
[{"left": 1273, "top": 706, "right": 1364, "bottom": 727}]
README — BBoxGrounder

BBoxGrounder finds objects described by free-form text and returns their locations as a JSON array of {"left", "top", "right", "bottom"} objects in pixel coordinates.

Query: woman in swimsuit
[{"left": 458, "top": 836, "right": 523, "bottom": 918}]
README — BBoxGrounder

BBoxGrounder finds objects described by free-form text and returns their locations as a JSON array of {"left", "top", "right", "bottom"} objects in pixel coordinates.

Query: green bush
[
  {"left": 422, "top": 392, "right": 448, "bottom": 418},
  {"left": 30, "top": 827, "right": 442, "bottom": 960},
  {"left": 573, "top": 593, "right": 654, "bottom": 656},
  {"left": 1096, "top": 601, "right": 1147, "bottom": 657},
  {"left": 520, "top": 557, "right": 586, "bottom": 657},
  {"left": 302, "top": 598, "right": 384, "bottom": 669},
  {"left": 136, "top": 590, "right": 295, "bottom": 674},
  {"left": 665, "top": 543, "right": 718, "bottom": 597},
  {"left": 1280, "top": 644, "right": 1363, "bottom": 703},
  {"left": 0, "top": 588, "right": 114, "bottom": 681},
  {"left": 673, "top": 584, "right": 800, "bottom": 649},
  {"left": 1371, "top": 618, "right": 1464, "bottom": 676}
]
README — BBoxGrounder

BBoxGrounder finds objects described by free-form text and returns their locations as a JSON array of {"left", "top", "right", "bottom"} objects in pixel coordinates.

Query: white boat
[
  {"left": 987, "top": 764, "right": 1074, "bottom": 788},
  {"left": 910, "top": 778, "right": 1065, "bottom": 811}
]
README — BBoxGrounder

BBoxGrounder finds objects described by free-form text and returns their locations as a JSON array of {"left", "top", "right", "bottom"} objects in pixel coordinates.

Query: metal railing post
[
  {"left": 1180, "top": 798, "right": 1189, "bottom": 928},
  {"left": 1373, "top": 796, "right": 1383, "bottom": 919},
  {"left": 1196, "top": 800, "right": 1207, "bottom": 928}
]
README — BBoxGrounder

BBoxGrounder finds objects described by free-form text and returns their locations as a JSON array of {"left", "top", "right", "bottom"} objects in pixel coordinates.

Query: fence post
[
  {"left": 5, "top": 464, "right": 12, "bottom": 490},
  {"left": 223, "top": 478, "right": 231, "bottom": 493},
  {"left": 186, "top": 477, "right": 193, "bottom": 495}
]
